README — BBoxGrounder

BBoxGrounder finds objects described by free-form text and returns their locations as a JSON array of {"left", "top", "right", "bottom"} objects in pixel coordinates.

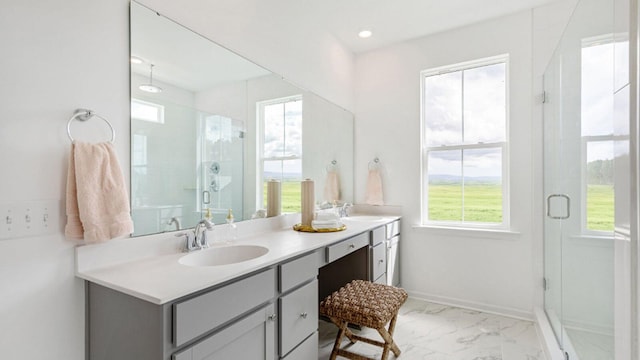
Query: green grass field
[
  {"left": 428, "top": 184, "right": 502, "bottom": 223},
  {"left": 586, "top": 184, "right": 614, "bottom": 231},
  {"left": 428, "top": 183, "right": 614, "bottom": 231},
  {"left": 263, "top": 181, "right": 301, "bottom": 213}
]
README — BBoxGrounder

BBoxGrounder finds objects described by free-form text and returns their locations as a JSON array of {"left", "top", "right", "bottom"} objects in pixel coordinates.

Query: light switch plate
[{"left": 0, "top": 200, "right": 61, "bottom": 240}]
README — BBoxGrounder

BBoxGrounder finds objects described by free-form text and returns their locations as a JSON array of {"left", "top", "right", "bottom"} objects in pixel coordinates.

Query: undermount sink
[
  {"left": 179, "top": 245, "right": 269, "bottom": 267},
  {"left": 343, "top": 215, "right": 385, "bottom": 222}
]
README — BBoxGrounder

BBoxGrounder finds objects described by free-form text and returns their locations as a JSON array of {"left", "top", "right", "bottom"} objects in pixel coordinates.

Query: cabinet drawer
[
  {"left": 282, "top": 331, "right": 318, "bottom": 360},
  {"left": 279, "top": 279, "right": 318, "bottom": 356},
  {"left": 385, "top": 220, "right": 400, "bottom": 239},
  {"left": 326, "top": 232, "right": 368, "bottom": 263},
  {"left": 173, "top": 268, "right": 276, "bottom": 347},
  {"left": 371, "top": 242, "right": 386, "bottom": 281},
  {"left": 370, "top": 226, "right": 385, "bottom": 246},
  {"left": 280, "top": 251, "right": 318, "bottom": 293}
]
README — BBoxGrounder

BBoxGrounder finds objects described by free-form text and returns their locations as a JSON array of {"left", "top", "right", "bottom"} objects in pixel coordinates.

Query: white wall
[
  {"left": 354, "top": 10, "right": 538, "bottom": 318},
  {"left": 0, "top": 1, "right": 354, "bottom": 358},
  {"left": 0, "top": 1, "right": 130, "bottom": 358}
]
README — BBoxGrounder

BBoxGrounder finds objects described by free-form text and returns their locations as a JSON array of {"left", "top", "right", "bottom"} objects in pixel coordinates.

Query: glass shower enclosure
[{"left": 542, "top": 0, "right": 630, "bottom": 358}]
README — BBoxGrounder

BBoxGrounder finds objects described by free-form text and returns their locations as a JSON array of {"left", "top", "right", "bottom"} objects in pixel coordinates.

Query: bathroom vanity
[{"left": 77, "top": 215, "right": 401, "bottom": 360}]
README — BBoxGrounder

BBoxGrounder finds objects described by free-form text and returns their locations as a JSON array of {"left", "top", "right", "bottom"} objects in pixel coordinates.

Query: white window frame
[
  {"left": 256, "top": 95, "right": 303, "bottom": 210},
  {"left": 420, "top": 54, "right": 510, "bottom": 229}
]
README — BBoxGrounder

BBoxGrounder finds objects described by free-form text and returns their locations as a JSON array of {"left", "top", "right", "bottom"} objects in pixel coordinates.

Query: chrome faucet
[
  {"left": 194, "top": 218, "right": 215, "bottom": 249},
  {"left": 177, "top": 219, "right": 215, "bottom": 252},
  {"left": 339, "top": 203, "right": 353, "bottom": 218},
  {"left": 167, "top": 216, "right": 181, "bottom": 231}
]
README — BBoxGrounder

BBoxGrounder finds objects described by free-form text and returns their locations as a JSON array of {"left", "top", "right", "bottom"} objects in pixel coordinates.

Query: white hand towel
[
  {"left": 365, "top": 168, "right": 384, "bottom": 206},
  {"left": 65, "top": 142, "right": 134, "bottom": 243},
  {"left": 323, "top": 170, "right": 340, "bottom": 202}
]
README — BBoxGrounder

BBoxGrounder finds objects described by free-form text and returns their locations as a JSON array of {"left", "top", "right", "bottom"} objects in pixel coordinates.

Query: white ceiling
[
  {"left": 306, "top": 0, "right": 560, "bottom": 53},
  {"left": 131, "top": 0, "right": 561, "bottom": 92}
]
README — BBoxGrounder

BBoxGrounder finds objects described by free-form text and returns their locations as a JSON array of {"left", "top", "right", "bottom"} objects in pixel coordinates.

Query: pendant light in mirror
[{"left": 139, "top": 64, "right": 162, "bottom": 93}]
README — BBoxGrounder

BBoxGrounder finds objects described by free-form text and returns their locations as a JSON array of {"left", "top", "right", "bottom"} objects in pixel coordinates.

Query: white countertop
[{"left": 75, "top": 214, "right": 400, "bottom": 305}]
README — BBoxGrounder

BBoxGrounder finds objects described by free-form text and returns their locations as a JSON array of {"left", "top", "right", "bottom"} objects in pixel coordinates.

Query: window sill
[{"left": 412, "top": 224, "right": 521, "bottom": 240}]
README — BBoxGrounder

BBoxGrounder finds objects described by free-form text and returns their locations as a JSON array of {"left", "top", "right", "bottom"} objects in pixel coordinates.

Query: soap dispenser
[
  {"left": 226, "top": 209, "right": 237, "bottom": 243},
  {"left": 204, "top": 208, "right": 213, "bottom": 221}
]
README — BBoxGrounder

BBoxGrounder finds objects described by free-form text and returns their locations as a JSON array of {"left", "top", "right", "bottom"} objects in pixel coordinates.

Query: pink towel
[
  {"left": 65, "top": 142, "right": 133, "bottom": 243},
  {"left": 324, "top": 170, "right": 340, "bottom": 202},
  {"left": 365, "top": 169, "right": 384, "bottom": 206}
]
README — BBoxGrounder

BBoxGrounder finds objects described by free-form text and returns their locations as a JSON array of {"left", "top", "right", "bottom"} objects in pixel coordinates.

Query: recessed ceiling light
[
  {"left": 358, "top": 30, "right": 372, "bottom": 38},
  {"left": 130, "top": 56, "right": 144, "bottom": 64}
]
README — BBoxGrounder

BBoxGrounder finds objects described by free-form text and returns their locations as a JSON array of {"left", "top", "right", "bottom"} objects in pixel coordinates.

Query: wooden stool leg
[
  {"left": 330, "top": 320, "right": 349, "bottom": 360},
  {"left": 378, "top": 314, "right": 401, "bottom": 360}
]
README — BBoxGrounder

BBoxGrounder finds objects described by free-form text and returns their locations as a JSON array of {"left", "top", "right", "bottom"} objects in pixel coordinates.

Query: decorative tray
[{"left": 293, "top": 223, "right": 347, "bottom": 233}]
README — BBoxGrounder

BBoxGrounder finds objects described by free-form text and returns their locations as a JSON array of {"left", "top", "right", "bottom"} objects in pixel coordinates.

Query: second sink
[{"left": 179, "top": 245, "right": 269, "bottom": 267}]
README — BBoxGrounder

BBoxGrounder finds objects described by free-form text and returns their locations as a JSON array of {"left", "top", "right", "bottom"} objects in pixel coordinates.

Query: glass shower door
[
  {"left": 543, "top": 57, "right": 566, "bottom": 349},
  {"left": 542, "top": 0, "right": 618, "bottom": 358}
]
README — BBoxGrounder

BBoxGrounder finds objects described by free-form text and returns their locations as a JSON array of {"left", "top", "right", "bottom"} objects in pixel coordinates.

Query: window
[
  {"left": 131, "top": 98, "right": 164, "bottom": 124},
  {"left": 421, "top": 55, "right": 508, "bottom": 227},
  {"left": 258, "top": 96, "right": 303, "bottom": 213},
  {"left": 581, "top": 39, "right": 615, "bottom": 232}
]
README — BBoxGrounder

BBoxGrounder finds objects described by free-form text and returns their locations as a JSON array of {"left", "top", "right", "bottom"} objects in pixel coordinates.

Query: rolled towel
[{"left": 312, "top": 219, "right": 341, "bottom": 230}]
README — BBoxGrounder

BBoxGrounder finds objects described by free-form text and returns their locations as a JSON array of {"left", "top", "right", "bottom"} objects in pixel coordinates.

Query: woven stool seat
[{"left": 320, "top": 280, "right": 408, "bottom": 360}]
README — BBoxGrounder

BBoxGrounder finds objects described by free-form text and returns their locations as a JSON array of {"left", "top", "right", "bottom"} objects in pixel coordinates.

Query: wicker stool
[{"left": 320, "top": 280, "right": 408, "bottom": 360}]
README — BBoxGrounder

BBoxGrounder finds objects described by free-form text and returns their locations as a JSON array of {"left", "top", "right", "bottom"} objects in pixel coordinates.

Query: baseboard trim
[{"left": 407, "top": 290, "right": 533, "bottom": 321}]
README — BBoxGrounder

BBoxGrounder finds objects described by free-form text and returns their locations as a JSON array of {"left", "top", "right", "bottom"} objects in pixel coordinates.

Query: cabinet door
[
  {"left": 279, "top": 280, "right": 318, "bottom": 357},
  {"left": 370, "top": 242, "right": 386, "bottom": 281},
  {"left": 387, "top": 236, "right": 400, "bottom": 286},
  {"left": 282, "top": 332, "right": 318, "bottom": 360},
  {"left": 172, "top": 304, "right": 276, "bottom": 360}
]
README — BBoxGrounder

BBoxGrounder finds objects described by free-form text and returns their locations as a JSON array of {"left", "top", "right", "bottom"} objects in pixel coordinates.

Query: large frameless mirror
[{"left": 130, "top": 1, "right": 354, "bottom": 237}]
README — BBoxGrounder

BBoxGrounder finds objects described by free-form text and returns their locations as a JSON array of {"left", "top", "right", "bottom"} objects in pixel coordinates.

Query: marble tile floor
[{"left": 318, "top": 298, "right": 546, "bottom": 360}]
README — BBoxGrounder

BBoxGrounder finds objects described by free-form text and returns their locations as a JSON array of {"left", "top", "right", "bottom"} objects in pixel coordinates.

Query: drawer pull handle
[
  {"left": 378, "top": 259, "right": 384, "bottom": 264},
  {"left": 349, "top": 244, "right": 355, "bottom": 249},
  {"left": 300, "top": 312, "right": 308, "bottom": 319},
  {"left": 268, "top": 314, "right": 277, "bottom": 321}
]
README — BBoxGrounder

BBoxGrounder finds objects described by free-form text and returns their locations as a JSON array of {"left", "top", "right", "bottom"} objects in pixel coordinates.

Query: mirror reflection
[{"left": 130, "top": 2, "right": 354, "bottom": 237}]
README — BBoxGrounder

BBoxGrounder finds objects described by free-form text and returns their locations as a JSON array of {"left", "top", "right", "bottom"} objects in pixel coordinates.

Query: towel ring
[
  {"left": 326, "top": 160, "right": 338, "bottom": 172},
  {"left": 67, "top": 109, "right": 115, "bottom": 143},
  {"left": 368, "top": 157, "right": 380, "bottom": 170}
]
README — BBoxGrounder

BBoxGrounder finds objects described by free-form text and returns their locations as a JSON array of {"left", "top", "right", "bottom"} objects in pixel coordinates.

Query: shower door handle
[{"left": 546, "top": 194, "right": 570, "bottom": 219}]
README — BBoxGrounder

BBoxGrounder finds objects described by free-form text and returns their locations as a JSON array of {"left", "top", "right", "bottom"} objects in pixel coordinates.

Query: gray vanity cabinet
[
  {"left": 87, "top": 268, "right": 277, "bottom": 360},
  {"left": 369, "top": 220, "right": 401, "bottom": 286}
]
